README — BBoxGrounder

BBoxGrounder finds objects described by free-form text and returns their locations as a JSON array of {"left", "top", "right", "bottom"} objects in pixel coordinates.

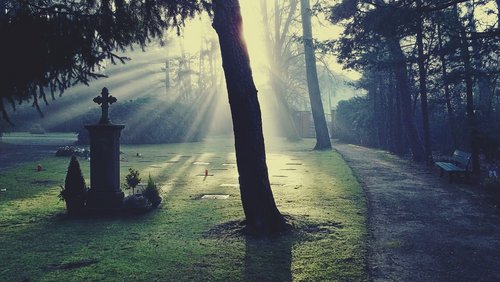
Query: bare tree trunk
[
  {"left": 454, "top": 5, "right": 480, "bottom": 174},
  {"left": 392, "top": 77, "right": 407, "bottom": 155},
  {"left": 165, "top": 60, "right": 170, "bottom": 93},
  {"left": 299, "top": 0, "right": 331, "bottom": 150},
  {"left": 212, "top": 0, "right": 287, "bottom": 234},
  {"left": 437, "top": 23, "right": 458, "bottom": 150},
  {"left": 496, "top": 0, "right": 500, "bottom": 30},
  {"left": 259, "top": 0, "right": 301, "bottom": 140},
  {"left": 416, "top": 0, "right": 432, "bottom": 164},
  {"left": 497, "top": 0, "right": 500, "bottom": 31},
  {"left": 388, "top": 37, "right": 426, "bottom": 162},
  {"left": 466, "top": 1, "right": 494, "bottom": 119}
]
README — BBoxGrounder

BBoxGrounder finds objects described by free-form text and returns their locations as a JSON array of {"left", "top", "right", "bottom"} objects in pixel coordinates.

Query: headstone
[
  {"left": 85, "top": 88, "right": 125, "bottom": 211},
  {"left": 220, "top": 184, "right": 238, "bottom": 187},
  {"left": 201, "top": 194, "right": 229, "bottom": 199}
]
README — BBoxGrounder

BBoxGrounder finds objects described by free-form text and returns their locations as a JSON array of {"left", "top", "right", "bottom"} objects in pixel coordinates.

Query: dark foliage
[
  {"left": 0, "top": 0, "right": 211, "bottom": 123},
  {"left": 60, "top": 155, "right": 87, "bottom": 214},
  {"left": 324, "top": 0, "right": 500, "bottom": 165},
  {"left": 333, "top": 96, "right": 375, "bottom": 146},
  {"left": 122, "top": 194, "right": 151, "bottom": 212},
  {"left": 124, "top": 167, "right": 141, "bottom": 195},
  {"left": 142, "top": 174, "right": 161, "bottom": 208}
]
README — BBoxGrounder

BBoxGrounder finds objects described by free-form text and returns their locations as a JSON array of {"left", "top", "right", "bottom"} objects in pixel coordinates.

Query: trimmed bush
[{"left": 59, "top": 156, "right": 87, "bottom": 215}]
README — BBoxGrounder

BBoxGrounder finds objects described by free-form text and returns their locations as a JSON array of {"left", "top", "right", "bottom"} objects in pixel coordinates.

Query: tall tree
[
  {"left": 387, "top": 37, "right": 426, "bottom": 162},
  {"left": 259, "top": 0, "right": 301, "bottom": 140},
  {"left": 453, "top": 4, "right": 480, "bottom": 174},
  {"left": 211, "top": 0, "right": 287, "bottom": 233},
  {"left": 329, "top": 1, "right": 426, "bottom": 161},
  {"left": 0, "top": 0, "right": 288, "bottom": 234},
  {"left": 300, "top": 0, "right": 332, "bottom": 150},
  {"left": 497, "top": 0, "right": 500, "bottom": 30},
  {"left": 437, "top": 22, "right": 458, "bottom": 149},
  {"left": 327, "top": 0, "right": 500, "bottom": 165},
  {"left": 416, "top": 0, "right": 433, "bottom": 164}
]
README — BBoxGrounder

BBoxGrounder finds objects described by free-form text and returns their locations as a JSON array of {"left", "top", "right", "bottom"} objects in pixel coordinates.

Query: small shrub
[
  {"left": 124, "top": 168, "right": 141, "bottom": 194},
  {"left": 142, "top": 174, "right": 162, "bottom": 208},
  {"left": 59, "top": 156, "right": 87, "bottom": 215}
]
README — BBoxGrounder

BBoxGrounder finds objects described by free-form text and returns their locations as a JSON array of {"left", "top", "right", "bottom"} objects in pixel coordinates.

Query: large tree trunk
[
  {"left": 437, "top": 23, "right": 458, "bottom": 150},
  {"left": 416, "top": 0, "right": 432, "bottom": 164},
  {"left": 299, "top": 0, "right": 332, "bottom": 150},
  {"left": 387, "top": 37, "right": 426, "bottom": 162},
  {"left": 496, "top": 0, "right": 500, "bottom": 32},
  {"left": 212, "top": 0, "right": 287, "bottom": 233},
  {"left": 454, "top": 5, "right": 480, "bottom": 174},
  {"left": 466, "top": 1, "right": 494, "bottom": 119},
  {"left": 497, "top": 0, "right": 500, "bottom": 31},
  {"left": 392, "top": 76, "right": 407, "bottom": 156}
]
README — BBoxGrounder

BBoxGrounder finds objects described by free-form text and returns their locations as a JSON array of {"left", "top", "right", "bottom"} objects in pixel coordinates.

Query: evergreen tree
[{"left": 60, "top": 155, "right": 87, "bottom": 214}]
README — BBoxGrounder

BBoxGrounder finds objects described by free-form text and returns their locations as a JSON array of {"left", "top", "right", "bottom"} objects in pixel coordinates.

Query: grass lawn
[{"left": 0, "top": 137, "right": 367, "bottom": 281}]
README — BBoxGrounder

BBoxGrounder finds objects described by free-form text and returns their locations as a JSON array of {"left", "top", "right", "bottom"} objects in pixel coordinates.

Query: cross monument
[
  {"left": 85, "top": 87, "right": 125, "bottom": 211},
  {"left": 93, "top": 87, "right": 117, "bottom": 124}
]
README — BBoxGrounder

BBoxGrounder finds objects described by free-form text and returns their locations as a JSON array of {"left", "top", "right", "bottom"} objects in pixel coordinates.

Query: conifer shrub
[
  {"left": 59, "top": 156, "right": 87, "bottom": 215},
  {"left": 142, "top": 174, "right": 162, "bottom": 208}
]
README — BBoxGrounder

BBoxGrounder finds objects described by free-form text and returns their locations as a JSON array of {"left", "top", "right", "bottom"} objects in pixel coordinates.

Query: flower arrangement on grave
[
  {"left": 142, "top": 174, "right": 162, "bottom": 208},
  {"left": 59, "top": 156, "right": 88, "bottom": 215},
  {"left": 482, "top": 162, "right": 499, "bottom": 189},
  {"left": 123, "top": 169, "right": 162, "bottom": 212}
]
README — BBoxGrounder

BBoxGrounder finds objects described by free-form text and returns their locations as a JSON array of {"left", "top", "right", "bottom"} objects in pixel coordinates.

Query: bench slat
[{"left": 435, "top": 162, "right": 466, "bottom": 172}]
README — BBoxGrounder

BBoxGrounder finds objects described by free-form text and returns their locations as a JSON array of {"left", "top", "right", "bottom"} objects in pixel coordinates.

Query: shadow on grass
[
  {"left": 204, "top": 215, "right": 343, "bottom": 281},
  {"left": 243, "top": 234, "right": 292, "bottom": 282}
]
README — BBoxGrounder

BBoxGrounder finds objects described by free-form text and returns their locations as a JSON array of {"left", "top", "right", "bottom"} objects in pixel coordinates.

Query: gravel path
[{"left": 334, "top": 142, "right": 500, "bottom": 282}]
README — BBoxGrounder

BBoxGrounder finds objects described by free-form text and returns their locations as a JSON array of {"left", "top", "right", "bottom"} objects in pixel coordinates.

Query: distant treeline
[{"left": 1, "top": 97, "right": 208, "bottom": 144}]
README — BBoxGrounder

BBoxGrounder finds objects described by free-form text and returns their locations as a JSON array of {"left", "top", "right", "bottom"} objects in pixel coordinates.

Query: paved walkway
[{"left": 334, "top": 142, "right": 500, "bottom": 282}]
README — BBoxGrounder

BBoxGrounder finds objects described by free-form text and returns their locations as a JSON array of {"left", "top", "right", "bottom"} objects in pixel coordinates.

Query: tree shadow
[
  {"left": 205, "top": 215, "right": 343, "bottom": 281},
  {"left": 243, "top": 234, "right": 293, "bottom": 282}
]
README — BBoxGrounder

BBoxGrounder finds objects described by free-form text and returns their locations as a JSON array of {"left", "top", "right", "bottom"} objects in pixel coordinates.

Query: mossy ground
[{"left": 0, "top": 137, "right": 367, "bottom": 281}]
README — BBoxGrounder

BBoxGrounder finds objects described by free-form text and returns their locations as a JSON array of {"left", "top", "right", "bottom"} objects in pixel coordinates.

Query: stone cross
[{"left": 93, "top": 87, "right": 117, "bottom": 124}]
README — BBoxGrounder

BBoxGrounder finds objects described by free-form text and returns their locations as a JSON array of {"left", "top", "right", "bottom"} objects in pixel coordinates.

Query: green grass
[{"left": 0, "top": 137, "right": 367, "bottom": 281}]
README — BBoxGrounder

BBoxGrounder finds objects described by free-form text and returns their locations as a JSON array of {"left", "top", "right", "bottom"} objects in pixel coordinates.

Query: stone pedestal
[{"left": 85, "top": 124, "right": 125, "bottom": 210}]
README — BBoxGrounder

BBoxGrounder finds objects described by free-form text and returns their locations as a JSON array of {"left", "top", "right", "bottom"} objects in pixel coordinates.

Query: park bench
[{"left": 435, "top": 150, "right": 471, "bottom": 183}]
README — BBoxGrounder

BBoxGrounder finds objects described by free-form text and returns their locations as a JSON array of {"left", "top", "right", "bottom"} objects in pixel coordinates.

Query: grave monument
[{"left": 85, "top": 87, "right": 125, "bottom": 211}]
